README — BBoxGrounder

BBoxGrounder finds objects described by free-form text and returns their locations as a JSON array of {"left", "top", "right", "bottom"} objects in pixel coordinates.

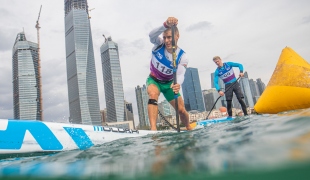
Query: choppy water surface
[{"left": 1, "top": 109, "right": 310, "bottom": 180}]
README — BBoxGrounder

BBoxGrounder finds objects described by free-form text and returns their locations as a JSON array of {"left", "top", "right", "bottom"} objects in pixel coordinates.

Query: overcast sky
[{"left": 0, "top": 0, "right": 309, "bottom": 125}]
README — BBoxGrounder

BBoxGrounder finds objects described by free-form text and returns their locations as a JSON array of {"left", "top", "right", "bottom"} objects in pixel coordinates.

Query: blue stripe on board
[
  {"left": 63, "top": 127, "right": 94, "bottom": 150},
  {"left": 0, "top": 120, "right": 63, "bottom": 150}
]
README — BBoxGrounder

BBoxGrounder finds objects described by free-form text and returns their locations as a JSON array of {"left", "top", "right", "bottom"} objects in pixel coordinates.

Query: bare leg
[
  {"left": 169, "top": 96, "right": 192, "bottom": 130},
  {"left": 147, "top": 84, "right": 160, "bottom": 130}
]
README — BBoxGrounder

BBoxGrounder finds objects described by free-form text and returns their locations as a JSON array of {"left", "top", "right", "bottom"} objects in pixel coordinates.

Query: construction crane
[
  {"left": 35, "top": 5, "right": 43, "bottom": 121},
  {"left": 88, "top": 8, "right": 95, "bottom": 19},
  {"left": 102, "top": 34, "right": 107, "bottom": 43}
]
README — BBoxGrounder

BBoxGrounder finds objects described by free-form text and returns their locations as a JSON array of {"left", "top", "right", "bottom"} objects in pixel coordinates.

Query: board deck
[{"left": 0, "top": 117, "right": 235, "bottom": 155}]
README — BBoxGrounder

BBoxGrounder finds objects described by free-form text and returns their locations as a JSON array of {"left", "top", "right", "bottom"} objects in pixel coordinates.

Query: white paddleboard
[{"left": 0, "top": 119, "right": 164, "bottom": 155}]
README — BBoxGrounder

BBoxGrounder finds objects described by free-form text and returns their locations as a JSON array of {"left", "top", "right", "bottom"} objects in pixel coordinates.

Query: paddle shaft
[
  {"left": 205, "top": 77, "right": 241, "bottom": 119},
  {"left": 171, "top": 25, "right": 180, "bottom": 132},
  {"left": 158, "top": 110, "right": 178, "bottom": 131}
]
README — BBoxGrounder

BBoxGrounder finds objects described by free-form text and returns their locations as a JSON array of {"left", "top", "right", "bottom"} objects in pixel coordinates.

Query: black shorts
[{"left": 224, "top": 81, "right": 244, "bottom": 101}]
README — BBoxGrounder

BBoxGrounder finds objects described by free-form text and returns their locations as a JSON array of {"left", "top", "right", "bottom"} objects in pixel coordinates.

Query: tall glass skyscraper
[
  {"left": 124, "top": 100, "right": 135, "bottom": 127},
  {"left": 135, "top": 84, "right": 150, "bottom": 128},
  {"left": 100, "top": 36, "right": 125, "bottom": 122},
  {"left": 12, "top": 32, "right": 42, "bottom": 120},
  {"left": 182, "top": 67, "right": 205, "bottom": 112},
  {"left": 125, "top": 101, "right": 134, "bottom": 120},
  {"left": 256, "top": 78, "right": 266, "bottom": 95},
  {"left": 64, "top": 0, "right": 101, "bottom": 125}
]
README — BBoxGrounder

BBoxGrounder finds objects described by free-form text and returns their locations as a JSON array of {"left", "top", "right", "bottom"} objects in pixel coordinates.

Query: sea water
[{"left": 0, "top": 109, "right": 310, "bottom": 180}]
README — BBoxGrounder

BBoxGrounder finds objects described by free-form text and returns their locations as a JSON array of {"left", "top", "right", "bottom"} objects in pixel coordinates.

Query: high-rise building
[
  {"left": 182, "top": 67, "right": 205, "bottom": 112},
  {"left": 124, "top": 101, "right": 134, "bottom": 120},
  {"left": 239, "top": 74, "right": 254, "bottom": 107},
  {"left": 64, "top": 0, "right": 101, "bottom": 125},
  {"left": 135, "top": 85, "right": 150, "bottom": 128},
  {"left": 158, "top": 100, "right": 176, "bottom": 116},
  {"left": 256, "top": 78, "right": 266, "bottom": 95},
  {"left": 12, "top": 32, "right": 42, "bottom": 120},
  {"left": 202, "top": 89, "right": 222, "bottom": 111},
  {"left": 211, "top": 72, "right": 225, "bottom": 90},
  {"left": 100, "top": 36, "right": 125, "bottom": 122},
  {"left": 124, "top": 100, "right": 135, "bottom": 127},
  {"left": 249, "top": 79, "right": 260, "bottom": 104},
  {"left": 211, "top": 73, "right": 215, "bottom": 89}
]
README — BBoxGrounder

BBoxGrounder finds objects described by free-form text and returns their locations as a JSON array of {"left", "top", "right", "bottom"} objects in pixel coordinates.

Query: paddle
[
  {"left": 205, "top": 77, "right": 241, "bottom": 119},
  {"left": 158, "top": 110, "right": 197, "bottom": 131},
  {"left": 158, "top": 110, "right": 178, "bottom": 131},
  {"left": 171, "top": 25, "right": 180, "bottom": 133}
]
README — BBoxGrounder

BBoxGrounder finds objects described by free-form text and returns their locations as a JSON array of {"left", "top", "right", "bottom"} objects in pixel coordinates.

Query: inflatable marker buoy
[{"left": 254, "top": 47, "right": 310, "bottom": 114}]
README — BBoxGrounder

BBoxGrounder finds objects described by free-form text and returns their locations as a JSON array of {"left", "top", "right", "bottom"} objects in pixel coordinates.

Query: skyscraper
[
  {"left": 239, "top": 73, "right": 254, "bottom": 107},
  {"left": 100, "top": 36, "right": 125, "bottom": 122},
  {"left": 249, "top": 79, "right": 260, "bottom": 104},
  {"left": 158, "top": 100, "right": 176, "bottom": 116},
  {"left": 124, "top": 100, "right": 135, "bottom": 127},
  {"left": 202, "top": 89, "right": 222, "bottom": 111},
  {"left": 64, "top": 0, "right": 101, "bottom": 125},
  {"left": 182, "top": 67, "right": 205, "bottom": 112},
  {"left": 211, "top": 73, "right": 215, "bottom": 89},
  {"left": 135, "top": 85, "right": 150, "bottom": 128},
  {"left": 12, "top": 32, "right": 42, "bottom": 120},
  {"left": 256, "top": 78, "right": 266, "bottom": 95},
  {"left": 211, "top": 72, "right": 224, "bottom": 90}
]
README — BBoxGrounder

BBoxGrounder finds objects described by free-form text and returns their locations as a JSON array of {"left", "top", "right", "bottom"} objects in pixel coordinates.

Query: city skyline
[{"left": 0, "top": 0, "right": 309, "bottom": 126}]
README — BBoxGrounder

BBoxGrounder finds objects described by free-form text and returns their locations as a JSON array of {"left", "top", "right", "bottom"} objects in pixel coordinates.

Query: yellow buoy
[{"left": 254, "top": 47, "right": 310, "bottom": 114}]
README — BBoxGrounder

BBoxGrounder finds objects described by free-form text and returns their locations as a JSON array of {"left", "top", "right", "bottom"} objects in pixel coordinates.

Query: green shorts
[{"left": 146, "top": 76, "right": 180, "bottom": 102}]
